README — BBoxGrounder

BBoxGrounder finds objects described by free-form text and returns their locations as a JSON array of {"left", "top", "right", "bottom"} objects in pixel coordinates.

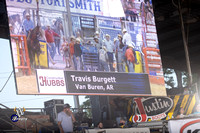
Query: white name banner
[
  {"left": 168, "top": 118, "right": 200, "bottom": 133},
  {"left": 86, "top": 128, "right": 150, "bottom": 133},
  {"left": 36, "top": 69, "right": 67, "bottom": 94},
  {"left": 6, "top": 0, "right": 125, "bottom": 17}
]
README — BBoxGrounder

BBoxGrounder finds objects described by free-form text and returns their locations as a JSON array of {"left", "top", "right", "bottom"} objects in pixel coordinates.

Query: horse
[{"left": 27, "top": 25, "right": 42, "bottom": 68}]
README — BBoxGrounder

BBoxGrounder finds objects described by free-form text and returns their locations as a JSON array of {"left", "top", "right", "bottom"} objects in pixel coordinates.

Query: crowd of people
[
  {"left": 8, "top": 10, "right": 142, "bottom": 73},
  {"left": 57, "top": 103, "right": 133, "bottom": 133},
  {"left": 60, "top": 28, "right": 141, "bottom": 73},
  {"left": 120, "top": 0, "right": 154, "bottom": 24},
  {"left": 58, "top": 103, "right": 200, "bottom": 133}
]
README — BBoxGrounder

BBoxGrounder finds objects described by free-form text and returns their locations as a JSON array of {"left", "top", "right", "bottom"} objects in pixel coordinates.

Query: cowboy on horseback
[{"left": 23, "top": 13, "right": 34, "bottom": 36}]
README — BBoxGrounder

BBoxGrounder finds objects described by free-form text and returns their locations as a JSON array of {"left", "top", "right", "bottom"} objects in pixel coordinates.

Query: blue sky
[{"left": 0, "top": 38, "right": 85, "bottom": 109}]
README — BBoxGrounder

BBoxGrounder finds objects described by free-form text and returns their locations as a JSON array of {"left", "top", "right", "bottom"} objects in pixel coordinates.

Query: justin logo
[{"left": 132, "top": 97, "right": 173, "bottom": 122}]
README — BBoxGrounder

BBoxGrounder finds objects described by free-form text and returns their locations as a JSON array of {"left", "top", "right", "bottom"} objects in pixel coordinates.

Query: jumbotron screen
[{"left": 6, "top": 0, "right": 166, "bottom": 95}]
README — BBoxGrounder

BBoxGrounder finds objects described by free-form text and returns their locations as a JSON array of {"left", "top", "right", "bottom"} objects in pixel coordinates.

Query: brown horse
[
  {"left": 27, "top": 25, "right": 42, "bottom": 68},
  {"left": 26, "top": 0, "right": 42, "bottom": 68}
]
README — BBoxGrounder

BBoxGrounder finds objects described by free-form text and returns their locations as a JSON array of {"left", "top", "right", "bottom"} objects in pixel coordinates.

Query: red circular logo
[{"left": 180, "top": 119, "right": 200, "bottom": 133}]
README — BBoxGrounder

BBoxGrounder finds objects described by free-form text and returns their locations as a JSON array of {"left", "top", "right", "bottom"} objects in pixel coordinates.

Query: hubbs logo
[
  {"left": 180, "top": 119, "right": 200, "bottom": 133},
  {"left": 39, "top": 76, "right": 65, "bottom": 86},
  {"left": 11, "top": 107, "right": 27, "bottom": 122},
  {"left": 132, "top": 97, "right": 173, "bottom": 122}
]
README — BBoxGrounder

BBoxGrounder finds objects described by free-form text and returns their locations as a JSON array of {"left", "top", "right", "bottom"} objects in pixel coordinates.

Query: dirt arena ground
[{"left": 16, "top": 74, "right": 38, "bottom": 94}]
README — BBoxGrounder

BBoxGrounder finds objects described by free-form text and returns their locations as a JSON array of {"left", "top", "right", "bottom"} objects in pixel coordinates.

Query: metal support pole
[
  {"left": 107, "top": 96, "right": 111, "bottom": 120},
  {"left": 94, "top": 15, "right": 98, "bottom": 32},
  {"left": 73, "top": 95, "right": 80, "bottom": 112},
  {"left": 177, "top": 0, "right": 193, "bottom": 88},
  {"left": 65, "top": 0, "right": 73, "bottom": 37},
  {"left": 32, "top": 10, "right": 36, "bottom": 27},
  {"left": 64, "top": 0, "right": 79, "bottom": 111},
  {"left": 25, "top": 119, "right": 27, "bottom": 133},
  {"left": 62, "top": 12, "right": 68, "bottom": 37}
]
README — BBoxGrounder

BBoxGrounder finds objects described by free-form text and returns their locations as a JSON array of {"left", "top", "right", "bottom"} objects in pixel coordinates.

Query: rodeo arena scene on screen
[{"left": 6, "top": 0, "right": 166, "bottom": 96}]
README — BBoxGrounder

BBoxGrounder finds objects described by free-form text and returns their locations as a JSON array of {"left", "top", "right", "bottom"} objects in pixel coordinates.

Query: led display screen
[{"left": 6, "top": 0, "right": 166, "bottom": 95}]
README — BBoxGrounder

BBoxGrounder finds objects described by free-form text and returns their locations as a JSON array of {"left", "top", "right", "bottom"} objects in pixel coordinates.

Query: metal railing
[{"left": 0, "top": 103, "right": 55, "bottom": 133}]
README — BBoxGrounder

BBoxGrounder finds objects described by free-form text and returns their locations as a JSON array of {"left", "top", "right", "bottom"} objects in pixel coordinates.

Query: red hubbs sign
[
  {"left": 39, "top": 76, "right": 65, "bottom": 86},
  {"left": 36, "top": 69, "right": 67, "bottom": 94}
]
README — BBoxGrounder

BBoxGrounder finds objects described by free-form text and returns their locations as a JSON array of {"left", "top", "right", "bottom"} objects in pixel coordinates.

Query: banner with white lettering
[
  {"left": 129, "top": 97, "right": 173, "bottom": 123},
  {"left": 168, "top": 118, "right": 200, "bottom": 133},
  {"left": 64, "top": 71, "right": 151, "bottom": 95},
  {"left": 36, "top": 69, "right": 66, "bottom": 94},
  {"left": 6, "top": 0, "right": 125, "bottom": 17}
]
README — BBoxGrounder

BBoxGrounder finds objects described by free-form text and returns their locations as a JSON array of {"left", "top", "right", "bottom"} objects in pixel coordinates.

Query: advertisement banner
[
  {"left": 168, "top": 118, "right": 200, "bottom": 133},
  {"left": 6, "top": 0, "right": 166, "bottom": 95},
  {"left": 6, "top": 0, "right": 125, "bottom": 17},
  {"left": 37, "top": 69, "right": 66, "bottom": 94},
  {"left": 36, "top": 70, "right": 151, "bottom": 95},
  {"left": 129, "top": 97, "right": 173, "bottom": 123},
  {"left": 128, "top": 95, "right": 198, "bottom": 123}
]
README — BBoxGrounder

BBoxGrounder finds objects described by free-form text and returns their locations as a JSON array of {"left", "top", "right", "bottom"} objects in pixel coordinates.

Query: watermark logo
[{"left": 11, "top": 107, "right": 27, "bottom": 122}]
